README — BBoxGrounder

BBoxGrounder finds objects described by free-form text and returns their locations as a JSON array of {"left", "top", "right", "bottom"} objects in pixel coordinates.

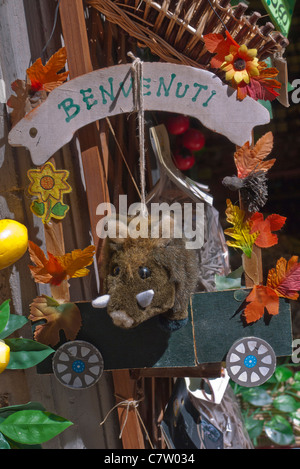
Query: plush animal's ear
[{"left": 106, "top": 216, "right": 128, "bottom": 250}]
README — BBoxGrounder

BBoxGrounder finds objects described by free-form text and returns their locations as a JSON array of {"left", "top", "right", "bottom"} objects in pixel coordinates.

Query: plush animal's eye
[
  {"left": 112, "top": 266, "right": 120, "bottom": 276},
  {"left": 138, "top": 266, "right": 151, "bottom": 279}
]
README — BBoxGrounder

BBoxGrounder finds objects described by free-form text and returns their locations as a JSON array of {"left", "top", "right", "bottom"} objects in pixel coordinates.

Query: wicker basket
[{"left": 87, "top": 0, "right": 289, "bottom": 69}]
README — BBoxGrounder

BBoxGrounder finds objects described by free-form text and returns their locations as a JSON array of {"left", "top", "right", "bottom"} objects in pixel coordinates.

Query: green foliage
[
  {"left": 232, "top": 362, "right": 300, "bottom": 447},
  {"left": 0, "top": 402, "right": 73, "bottom": 448},
  {"left": 0, "top": 303, "right": 72, "bottom": 448},
  {"left": 0, "top": 299, "right": 54, "bottom": 370}
]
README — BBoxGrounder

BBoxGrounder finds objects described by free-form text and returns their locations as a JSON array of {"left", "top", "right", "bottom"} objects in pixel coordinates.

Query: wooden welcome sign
[{"left": 8, "top": 63, "right": 270, "bottom": 164}]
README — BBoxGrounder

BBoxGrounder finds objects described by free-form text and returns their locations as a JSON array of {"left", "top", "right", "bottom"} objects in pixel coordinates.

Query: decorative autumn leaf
[
  {"left": 234, "top": 132, "right": 276, "bottom": 179},
  {"left": 244, "top": 285, "right": 279, "bottom": 323},
  {"left": 243, "top": 256, "right": 300, "bottom": 324},
  {"left": 224, "top": 199, "right": 258, "bottom": 258},
  {"left": 29, "top": 295, "right": 82, "bottom": 347},
  {"left": 26, "top": 47, "right": 69, "bottom": 92},
  {"left": 57, "top": 245, "right": 95, "bottom": 278},
  {"left": 203, "top": 31, "right": 238, "bottom": 69},
  {"left": 28, "top": 241, "right": 95, "bottom": 286},
  {"left": 267, "top": 256, "right": 300, "bottom": 300},
  {"left": 250, "top": 212, "right": 286, "bottom": 248},
  {"left": 240, "top": 63, "right": 281, "bottom": 102}
]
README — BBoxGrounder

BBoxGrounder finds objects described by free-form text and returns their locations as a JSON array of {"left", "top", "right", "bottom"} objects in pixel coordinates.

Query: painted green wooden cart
[{"left": 45, "top": 288, "right": 292, "bottom": 389}]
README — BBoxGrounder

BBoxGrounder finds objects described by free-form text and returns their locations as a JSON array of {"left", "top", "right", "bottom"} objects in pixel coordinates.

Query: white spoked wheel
[
  {"left": 52, "top": 340, "right": 104, "bottom": 389},
  {"left": 226, "top": 337, "right": 276, "bottom": 387}
]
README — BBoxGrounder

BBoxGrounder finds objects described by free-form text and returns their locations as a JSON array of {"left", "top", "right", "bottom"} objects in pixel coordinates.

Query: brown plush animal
[{"left": 92, "top": 214, "right": 198, "bottom": 330}]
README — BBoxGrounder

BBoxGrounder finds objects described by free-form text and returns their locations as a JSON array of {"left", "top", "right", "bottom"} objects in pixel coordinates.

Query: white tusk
[
  {"left": 136, "top": 289, "right": 154, "bottom": 308},
  {"left": 92, "top": 294, "right": 111, "bottom": 309}
]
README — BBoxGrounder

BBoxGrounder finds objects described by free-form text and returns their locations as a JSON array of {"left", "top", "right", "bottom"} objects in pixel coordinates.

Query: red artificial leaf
[
  {"left": 243, "top": 76, "right": 281, "bottom": 102},
  {"left": 203, "top": 31, "right": 238, "bottom": 69},
  {"left": 250, "top": 212, "right": 286, "bottom": 248},
  {"left": 244, "top": 285, "right": 279, "bottom": 323},
  {"left": 267, "top": 256, "right": 300, "bottom": 300}
]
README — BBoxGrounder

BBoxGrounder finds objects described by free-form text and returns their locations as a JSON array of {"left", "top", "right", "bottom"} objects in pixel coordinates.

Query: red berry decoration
[
  {"left": 182, "top": 128, "right": 205, "bottom": 151},
  {"left": 174, "top": 147, "right": 195, "bottom": 171},
  {"left": 165, "top": 114, "right": 190, "bottom": 135}
]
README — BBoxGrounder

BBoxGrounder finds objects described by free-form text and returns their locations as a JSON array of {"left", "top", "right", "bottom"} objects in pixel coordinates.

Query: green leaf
[
  {"left": 273, "top": 395, "right": 300, "bottom": 413},
  {"left": 244, "top": 416, "right": 263, "bottom": 440},
  {"left": 0, "top": 402, "right": 45, "bottom": 419},
  {"left": 0, "top": 314, "right": 28, "bottom": 340},
  {"left": 0, "top": 410, "right": 73, "bottom": 445},
  {"left": 4, "top": 338, "right": 54, "bottom": 369},
  {"left": 0, "top": 300, "right": 10, "bottom": 335},
  {"left": 265, "top": 415, "right": 295, "bottom": 446},
  {"left": 291, "top": 381, "right": 300, "bottom": 391},
  {"left": 275, "top": 366, "right": 293, "bottom": 383},
  {"left": 290, "top": 410, "right": 300, "bottom": 426},
  {"left": 294, "top": 371, "right": 300, "bottom": 381},
  {"left": 0, "top": 432, "right": 11, "bottom": 449},
  {"left": 31, "top": 200, "right": 45, "bottom": 217},
  {"left": 51, "top": 201, "right": 69, "bottom": 218},
  {"left": 240, "top": 387, "right": 273, "bottom": 406}
]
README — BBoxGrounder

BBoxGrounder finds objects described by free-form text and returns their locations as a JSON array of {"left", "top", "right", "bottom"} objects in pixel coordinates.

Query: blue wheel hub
[
  {"left": 72, "top": 359, "right": 85, "bottom": 373},
  {"left": 244, "top": 354, "right": 257, "bottom": 368}
]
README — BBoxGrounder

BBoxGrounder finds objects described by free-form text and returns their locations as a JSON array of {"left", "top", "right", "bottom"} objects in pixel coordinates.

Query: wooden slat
[
  {"left": 59, "top": 0, "right": 110, "bottom": 262},
  {"left": 112, "top": 370, "right": 145, "bottom": 448}
]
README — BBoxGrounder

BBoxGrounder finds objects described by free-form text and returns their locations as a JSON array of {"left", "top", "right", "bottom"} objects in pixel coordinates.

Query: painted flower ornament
[
  {"left": 203, "top": 31, "right": 281, "bottom": 101},
  {"left": 27, "top": 162, "right": 72, "bottom": 224}
]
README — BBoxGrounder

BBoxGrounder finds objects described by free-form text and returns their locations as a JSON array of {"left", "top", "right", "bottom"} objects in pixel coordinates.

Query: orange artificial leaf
[
  {"left": 29, "top": 295, "right": 82, "bottom": 346},
  {"left": 267, "top": 256, "right": 300, "bottom": 300},
  {"left": 28, "top": 241, "right": 95, "bottom": 286},
  {"left": 203, "top": 31, "right": 238, "bottom": 69},
  {"left": 27, "top": 47, "right": 69, "bottom": 92},
  {"left": 234, "top": 132, "right": 276, "bottom": 179},
  {"left": 57, "top": 245, "right": 95, "bottom": 279},
  {"left": 250, "top": 212, "right": 286, "bottom": 248},
  {"left": 244, "top": 285, "right": 279, "bottom": 323}
]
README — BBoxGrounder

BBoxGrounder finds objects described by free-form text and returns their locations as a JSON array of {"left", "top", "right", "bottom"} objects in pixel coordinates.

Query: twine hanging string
[
  {"left": 128, "top": 52, "right": 148, "bottom": 219},
  {"left": 99, "top": 394, "right": 154, "bottom": 448}
]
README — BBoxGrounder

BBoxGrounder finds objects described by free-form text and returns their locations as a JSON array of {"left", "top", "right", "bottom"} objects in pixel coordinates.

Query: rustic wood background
[
  {"left": 0, "top": 0, "right": 122, "bottom": 449},
  {"left": 0, "top": 0, "right": 299, "bottom": 449}
]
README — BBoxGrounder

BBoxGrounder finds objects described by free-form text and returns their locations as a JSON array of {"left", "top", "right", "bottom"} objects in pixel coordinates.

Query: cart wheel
[
  {"left": 52, "top": 340, "right": 104, "bottom": 389},
  {"left": 226, "top": 337, "right": 276, "bottom": 387}
]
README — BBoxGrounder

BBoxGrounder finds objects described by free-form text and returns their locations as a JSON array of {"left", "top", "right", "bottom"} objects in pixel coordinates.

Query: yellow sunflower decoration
[{"left": 27, "top": 162, "right": 72, "bottom": 224}]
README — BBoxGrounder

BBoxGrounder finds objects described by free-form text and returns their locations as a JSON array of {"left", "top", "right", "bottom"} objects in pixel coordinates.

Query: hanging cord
[
  {"left": 99, "top": 394, "right": 154, "bottom": 448},
  {"left": 207, "top": 0, "right": 229, "bottom": 32},
  {"left": 128, "top": 52, "right": 148, "bottom": 218},
  {"left": 27, "top": 0, "right": 62, "bottom": 70}
]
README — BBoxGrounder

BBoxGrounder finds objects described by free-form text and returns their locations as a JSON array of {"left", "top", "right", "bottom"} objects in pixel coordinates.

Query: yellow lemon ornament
[
  {"left": 0, "top": 340, "right": 10, "bottom": 374},
  {"left": 0, "top": 219, "right": 28, "bottom": 270}
]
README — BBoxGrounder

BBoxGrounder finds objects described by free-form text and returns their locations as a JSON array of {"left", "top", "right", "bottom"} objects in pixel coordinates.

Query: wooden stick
[
  {"left": 112, "top": 370, "right": 145, "bottom": 448},
  {"left": 43, "top": 158, "right": 70, "bottom": 302},
  {"left": 59, "top": 0, "right": 110, "bottom": 264}
]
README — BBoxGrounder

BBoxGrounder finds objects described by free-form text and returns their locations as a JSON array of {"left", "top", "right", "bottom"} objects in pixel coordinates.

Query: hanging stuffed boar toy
[{"left": 92, "top": 214, "right": 198, "bottom": 330}]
